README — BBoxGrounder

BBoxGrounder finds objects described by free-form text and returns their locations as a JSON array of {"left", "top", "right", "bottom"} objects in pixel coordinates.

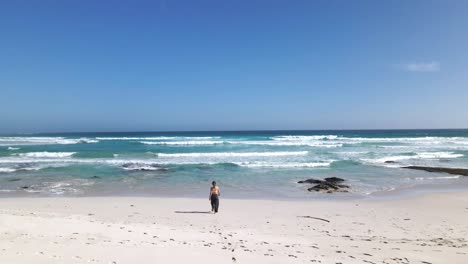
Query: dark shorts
[{"left": 210, "top": 194, "right": 219, "bottom": 212}]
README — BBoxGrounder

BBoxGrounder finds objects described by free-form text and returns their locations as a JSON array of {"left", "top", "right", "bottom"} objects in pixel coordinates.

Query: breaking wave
[
  {"left": 363, "top": 152, "right": 464, "bottom": 164},
  {"left": 414, "top": 175, "right": 461, "bottom": 180},
  {"left": 122, "top": 163, "right": 167, "bottom": 171},
  {"left": 232, "top": 141, "right": 342, "bottom": 148},
  {"left": 235, "top": 161, "right": 332, "bottom": 168},
  {"left": 272, "top": 135, "right": 339, "bottom": 140},
  {"left": 7, "top": 147, "right": 20, "bottom": 150},
  {"left": 157, "top": 151, "right": 308, "bottom": 158},
  {"left": 0, "top": 137, "right": 97, "bottom": 146},
  {"left": 415, "top": 152, "right": 464, "bottom": 159},
  {"left": 18, "top": 152, "right": 76, "bottom": 158},
  {"left": 0, "top": 168, "right": 16, "bottom": 173},
  {"left": 0, "top": 166, "right": 45, "bottom": 173},
  {"left": 141, "top": 141, "right": 224, "bottom": 145},
  {"left": 271, "top": 135, "right": 468, "bottom": 147},
  {"left": 96, "top": 136, "right": 220, "bottom": 140}
]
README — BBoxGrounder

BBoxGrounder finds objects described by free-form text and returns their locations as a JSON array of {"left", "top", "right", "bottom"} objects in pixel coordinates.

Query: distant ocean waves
[
  {"left": 2, "top": 134, "right": 468, "bottom": 147},
  {"left": 1, "top": 136, "right": 466, "bottom": 169},
  {"left": 0, "top": 131, "right": 467, "bottom": 197},
  {"left": 0, "top": 137, "right": 97, "bottom": 146},
  {"left": 0, "top": 150, "right": 331, "bottom": 171}
]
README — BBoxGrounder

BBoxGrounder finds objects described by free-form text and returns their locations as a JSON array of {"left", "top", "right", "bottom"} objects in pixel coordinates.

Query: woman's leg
[
  {"left": 214, "top": 197, "right": 219, "bottom": 213},
  {"left": 210, "top": 197, "right": 215, "bottom": 212}
]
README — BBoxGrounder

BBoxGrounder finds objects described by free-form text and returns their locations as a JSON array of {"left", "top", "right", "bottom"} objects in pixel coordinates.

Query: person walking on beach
[{"left": 209, "top": 181, "right": 220, "bottom": 213}]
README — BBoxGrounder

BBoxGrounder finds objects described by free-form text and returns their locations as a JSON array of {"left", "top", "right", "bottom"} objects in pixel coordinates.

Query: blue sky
[{"left": 1, "top": 0, "right": 467, "bottom": 133}]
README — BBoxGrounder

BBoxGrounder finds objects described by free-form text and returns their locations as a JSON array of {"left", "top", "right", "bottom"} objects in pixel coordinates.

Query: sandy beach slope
[{"left": 0, "top": 193, "right": 467, "bottom": 264}]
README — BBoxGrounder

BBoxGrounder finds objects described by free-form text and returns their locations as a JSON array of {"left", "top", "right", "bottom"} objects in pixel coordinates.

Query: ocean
[{"left": 1, "top": 130, "right": 467, "bottom": 198}]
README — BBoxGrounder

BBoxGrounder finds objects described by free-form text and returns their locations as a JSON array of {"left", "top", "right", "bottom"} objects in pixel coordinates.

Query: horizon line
[{"left": 2, "top": 127, "right": 468, "bottom": 135}]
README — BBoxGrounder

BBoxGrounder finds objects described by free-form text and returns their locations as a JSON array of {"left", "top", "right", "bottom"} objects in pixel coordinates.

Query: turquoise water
[{"left": 1, "top": 130, "right": 468, "bottom": 198}]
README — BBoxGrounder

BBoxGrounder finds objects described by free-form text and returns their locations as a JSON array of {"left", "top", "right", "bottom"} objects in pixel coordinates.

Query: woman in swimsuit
[{"left": 209, "top": 181, "right": 221, "bottom": 213}]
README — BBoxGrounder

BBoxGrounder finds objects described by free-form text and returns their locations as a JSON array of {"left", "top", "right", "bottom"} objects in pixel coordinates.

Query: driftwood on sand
[{"left": 297, "top": 216, "right": 330, "bottom": 223}]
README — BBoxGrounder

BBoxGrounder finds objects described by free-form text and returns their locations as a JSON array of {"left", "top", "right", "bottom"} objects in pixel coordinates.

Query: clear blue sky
[{"left": 1, "top": 0, "right": 467, "bottom": 133}]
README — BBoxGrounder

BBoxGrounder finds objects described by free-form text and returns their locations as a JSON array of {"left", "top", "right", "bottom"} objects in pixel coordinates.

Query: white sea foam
[
  {"left": 336, "top": 136, "right": 453, "bottom": 142},
  {"left": 0, "top": 157, "right": 157, "bottom": 166},
  {"left": 18, "top": 152, "right": 76, "bottom": 158},
  {"left": 157, "top": 151, "right": 308, "bottom": 158},
  {"left": 380, "top": 146, "right": 411, "bottom": 149},
  {"left": 7, "top": 147, "right": 20, "bottom": 150},
  {"left": 335, "top": 151, "right": 369, "bottom": 155},
  {"left": 20, "top": 166, "right": 45, "bottom": 171},
  {"left": 0, "top": 157, "right": 324, "bottom": 169},
  {"left": 141, "top": 141, "right": 224, "bottom": 145},
  {"left": 230, "top": 141, "right": 342, "bottom": 148},
  {"left": 0, "top": 165, "right": 51, "bottom": 172},
  {"left": 123, "top": 166, "right": 160, "bottom": 171},
  {"left": 0, "top": 137, "right": 97, "bottom": 146},
  {"left": 122, "top": 163, "right": 165, "bottom": 171},
  {"left": 27, "top": 179, "right": 94, "bottom": 195},
  {"left": 364, "top": 151, "right": 464, "bottom": 164},
  {"left": 415, "top": 152, "right": 464, "bottom": 159},
  {"left": 47, "top": 183, "right": 76, "bottom": 195},
  {"left": 0, "top": 168, "right": 16, "bottom": 173},
  {"left": 337, "top": 137, "right": 468, "bottom": 147},
  {"left": 96, "top": 136, "right": 220, "bottom": 140},
  {"left": 77, "top": 138, "right": 99, "bottom": 144},
  {"left": 414, "top": 176, "right": 460, "bottom": 180},
  {"left": 118, "top": 160, "right": 331, "bottom": 168},
  {"left": 367, "top": 155, "right": 417, "bottom": 163},
  {"left": 270, "top": 135, "right": 468, "bottom": 149},
  {"left": 0, "top": 158, "right": 74, "bottom": 164},
  {"left": 235, "top": 161, "right": 332, "bottom": 168},
  {"left": 272, "top": 135, "right": 338, "bottom": 140},
  {"left": 97, "top": 137, "right": 173, "bottom": 140}
]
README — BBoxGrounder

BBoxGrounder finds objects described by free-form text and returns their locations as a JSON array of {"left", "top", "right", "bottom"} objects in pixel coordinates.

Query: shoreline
[
  {"left": 1, "top": 176, "right": 467, "bottom": 202},
  {"left": 1, "top": 192, "right": 467, "bottom": 263}
]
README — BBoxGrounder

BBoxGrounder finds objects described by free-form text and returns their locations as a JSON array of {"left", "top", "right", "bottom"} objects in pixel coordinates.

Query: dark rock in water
[
  {"left": 90, "top": 175, "right": 101, "bottom": 179},
  {"left": 307, "top": 182, "right": 349, "bottom": 193},
  {"left": 298, "top": 177, "right": 349, "bottom": 193},
  {"left": 402, "top": 166, "right": 468, "bottom": 176},
  {"left": 298, "top": 179, "right": 323, "bottom": 184},
  {"left": 324, "top": 177, "right": 345, "bottom": 183},
  {"left": 20, "top": 186, "right": 30, "bottom": 189},
  {"left": 384, "top": 161, "right": 398, "bottom": 164},
  {"left": 308, "top": 182, "right": 338, "bottom": 191}
]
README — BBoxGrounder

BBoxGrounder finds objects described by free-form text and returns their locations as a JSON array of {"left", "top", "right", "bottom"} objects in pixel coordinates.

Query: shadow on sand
[{"left": 174, "top": 211, "right": 212, "bottom": 214}]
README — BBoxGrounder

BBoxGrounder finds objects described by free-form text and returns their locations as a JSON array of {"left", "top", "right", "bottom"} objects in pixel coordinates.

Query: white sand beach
[{"left": 0, "top": 192, "right": 467, "bottom": 264}]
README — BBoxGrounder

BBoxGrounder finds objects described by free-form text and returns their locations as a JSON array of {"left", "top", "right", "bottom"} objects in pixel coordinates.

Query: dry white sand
[{"left": 0, "top": 192, "right": 467, "bottom": 263}]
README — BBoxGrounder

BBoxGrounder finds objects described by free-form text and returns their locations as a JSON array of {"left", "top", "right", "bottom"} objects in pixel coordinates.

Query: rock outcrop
[
  {"left": 297, "top": 179, "right": 323, "bottom": 184},
  {"left": 402, "top": 166, "right": 468, "bottom": 176},
  {"left": 298, "top": 177, "right": 349, "bottom": 193}
]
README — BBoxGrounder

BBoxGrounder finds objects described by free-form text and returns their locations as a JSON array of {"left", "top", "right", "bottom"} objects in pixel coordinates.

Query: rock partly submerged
[
  {"left": 298, "top": 177, "right": 349, "bottom": 193},
  {"left": 297, "top": 179, "right": 322, "bottom": 184},
  {"left": 324, "top": 177, "right": 345, "bottom": 183},
  {"left": 402, "top": 166, "right": 468, "bottom": 176}
]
